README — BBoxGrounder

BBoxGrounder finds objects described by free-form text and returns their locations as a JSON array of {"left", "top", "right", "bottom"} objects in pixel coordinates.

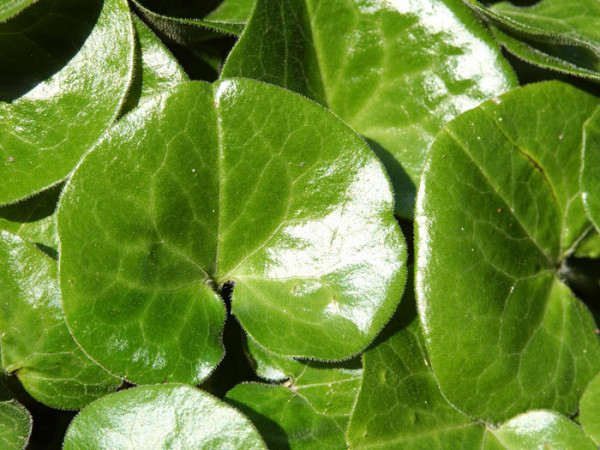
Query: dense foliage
[{"left": 1, "top": 0, "right": 599, "bottom": 448}]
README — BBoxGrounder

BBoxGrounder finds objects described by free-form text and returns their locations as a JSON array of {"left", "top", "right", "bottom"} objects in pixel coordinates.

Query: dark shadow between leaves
[
  {"left": 0, "top": 184, "right": 62, "bottom": 224},
  {"left": 362, "top": 137, "right": 417, "bottom": 218},
  {"left": 225, "top": 398, "right": 291, "bottom": 450},
  {"left": 0, "top": 0, "right": 102, "bottom": 102}
]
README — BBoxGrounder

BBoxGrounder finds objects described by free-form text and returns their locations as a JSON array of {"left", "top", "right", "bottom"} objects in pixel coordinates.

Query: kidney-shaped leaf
[
  {"left": 57, "top": 79, "right": 406, "bottom": 385},
  {"left": 0, "top": 232, "right": 121, "bottom": 409},
  {"left": 0, "top": 0, "right": 134, "bottom": 205},
  {"left": 416, "top": 81, "right": 600, "bottom": 423},
  {"left": 222, "top": 0, "right": 516, "bottom": 218},
  {"left": 63, "top": 384, "right": 266, "bottom": 449}
]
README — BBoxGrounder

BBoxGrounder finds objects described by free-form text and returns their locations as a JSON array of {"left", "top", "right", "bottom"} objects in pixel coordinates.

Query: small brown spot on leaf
[{"left": 8, "top": 156, "right": 14, "bottom": 163}]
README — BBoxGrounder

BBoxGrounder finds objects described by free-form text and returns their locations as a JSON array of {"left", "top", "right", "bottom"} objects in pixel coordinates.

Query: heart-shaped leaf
[
  {"left": 463, "top": 0, "right": 600, "bottom": 81},
  {"left": 580, "top": 371, "right": 600, "bottom": 446},
  {"left": 416, "top": 80, "right": 600, "bottom": 423},
  {"left": 0, "top": 0, "right": 134, "bottom": 205},
  {"left": 222, "top": 0, "right": 516, "bottom": 218},
  {"left": 0, "top": 232, "right": 121, "bottom": 409},
  {"left": 227, "top": 339, "right": 362, "bottom": 449},
  {"left": 0, "top": 0, "right": 38, "bottom": 22},
  {"left": 57, "top": 79, "right": 406, "bottom": 385},
  {"left": 348, "top": 280, "right": 596, "bottom": 448},
  {"left": 63, "top": 384, "right": 266, "bottom": 449},
  {"left": 0, "top": 382, "right": 31, "bottom": 450}
]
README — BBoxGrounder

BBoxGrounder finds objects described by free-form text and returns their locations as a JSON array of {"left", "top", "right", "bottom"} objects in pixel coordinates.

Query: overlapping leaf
[
  {"left": 226, "top": 339, "right": 362, "bottom": 449},
  {"left": 464, "top": 0, "right": 600, "bottom": 81},
  {"left": 57, "top": 79, "right": 406, "bottom": 385},
  {"left": 222, "top": 0, "right": 516, "bottom": 218},
  {"left": 131, "top": 0, "right": 243, "bottom": 46},
  {"left": 416, "top": 80, "right": 600, "bottom": 423},
  {"left": 0, "top": 232, "right": 121, "bottom": 409},
  {"left": 0, "top": 0, "right": 134, "bottom": 205},
  {"left": 63, "top": 384, "right": 266, "bottom": 449},
  {"left": 348, "top": 283, "right": 596, "bottom": 448}
]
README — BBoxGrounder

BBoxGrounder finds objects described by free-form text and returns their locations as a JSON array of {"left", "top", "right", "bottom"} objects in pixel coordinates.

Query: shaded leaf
[
  {"left": 416, "top": 81, "right": 600, "bottom": 423},
  {"left": 0, "top": 0, "right": 38, "bottom": 22},
  {"left": 222, "top": 0, "right": 516, "bottom": 218},
  {"left": 206, "top": 0, "right": 254, "bottom": 25},
  {"left": 582, "top": 105, "right": 600, "bottom": 232},
  {"left": 63, "top": 384, "right": 266, "bottom": 449},
  {"left": 227, "top": 339, "right": 362, "bottom": 449}
]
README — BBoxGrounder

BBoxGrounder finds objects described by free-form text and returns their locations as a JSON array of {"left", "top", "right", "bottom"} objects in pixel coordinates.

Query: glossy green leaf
[
  {"left": 227, "top": 341, "right": 362, "bottom": 449},
  {"left": 222, "top": 0, "right": 516, "bottom": 218},
  {"left": 0, "top": 0, "right": 134, "bottom": 205},
  {"left": 131, "top": 0, "right": 243, "bottom": 47},
  {"left": 416, "top": 81, "right": 600, "bottom": 423},
  {"left": 580, "top": 371, "right": 600, "bottom": 446},
  {"left": 484, "top": 410, "right": 596, "bottom": 449},
  {"left": 348, "top": 274, "right": 484, "bottom": 448},
  {"left": 57, "top": 79, "right": 406, "bottom": 385},
  {"left": 0, "top": 0, "right": 38, "bottom": 21},
  {"left": 582, "top": 105, "right": 600, "bottom": 232},
  {"left": 349, "top": 283, "right": 596, "bottom": 448},
  {"left": 464, "top": 0, "right": 600, "bottom": 81},
  {"left": 120, "top": 17, "right": 189, "bottom": 115},
  {"left": 206, "top": 0, "right": 254, "bottom": 25},
  {"left": 63, "top": 384, "right": 266, "bottom": 449},
  {"left": 0, "top": 232, "right": 121, "bottom": 409}
]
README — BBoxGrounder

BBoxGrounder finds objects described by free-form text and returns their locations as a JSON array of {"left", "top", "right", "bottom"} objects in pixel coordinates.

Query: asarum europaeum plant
[{"left": 1, "top": 0, "right": 600, "bottom": 448}]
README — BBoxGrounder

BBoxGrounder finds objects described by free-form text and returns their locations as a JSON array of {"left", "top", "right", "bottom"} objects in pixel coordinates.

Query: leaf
[
  {"left": 574, "top": 230, "right": 600, "bottom": 259},
  {"left": 0, "top": 232, "right": 121, "bottom": 409},
  {"left": 222, "top": 0, "right": 516, "bottom": 218},
  {"left": 0, "top": 402, "right": 31, "bottom": 450},
  {"left": 0, "top": 382, "right": 31, "bottom": 450},
  {"left": 130, "top": 0, "right": 243, "bottom": 46},
  {"left": 579, "top": 371, "right": 600, "bottom": 446},
  {"left": 0, "top": 0, "right": 134, "bottom": 205},
  {"left": 227, "top": 340, "right": 362, "bottom": 449},
  {"left": 416, "top": 80, "right": 600, "bottom": 423},
  {"left": 582, "top": 105, "right": 600, "bottom": 232},
  {"left": 57, "top": 79, "right": 406, "bottom": 385},
  {"left": 463, "top": 0, "right": 600, "bottom": 80},
  {"left": 205, "top": 0, "right": 255, "bottom": 25},
  {"left": 62, "top": 384, "right": 266, "bottom": 449},
  {"left": 120, "top": 17, "right": 189, "bottom": 116},
  {"left": 0, "top": 184, "right": 61, "bottom": 258},
  {"left": 0, "top": 0, "right": 38, "bottom": 22},
  {"left": 484, "top": 410, "right": 596, "bottom": 449},
  {"left": 348, "top": 281, "right": 596, "bottom": 448}
]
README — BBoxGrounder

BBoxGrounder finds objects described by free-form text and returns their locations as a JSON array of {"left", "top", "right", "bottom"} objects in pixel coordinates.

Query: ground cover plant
[{"left": 0, "top": 0, "right": 599, "bottom": 448}]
